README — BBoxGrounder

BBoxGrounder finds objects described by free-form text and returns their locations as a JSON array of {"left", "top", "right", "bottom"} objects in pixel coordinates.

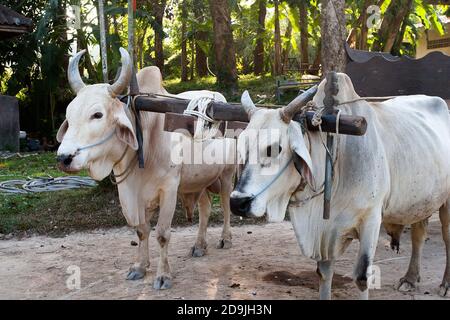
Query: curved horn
[
  {"left": 109, "top": 47, "right": 132, "bottom": 97},
  {"left": 241, "top": 90, "right": 258, "bottom": 120},
  {"left": 279, "top": 85, "right": 318, "bottom": 123},
  {"left": 68, "top": 49, "right": 87, "bottom": 94}
]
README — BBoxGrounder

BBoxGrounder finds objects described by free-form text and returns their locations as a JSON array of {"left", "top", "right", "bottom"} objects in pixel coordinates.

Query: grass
[
  {"left": 0, "top": 152, "right": 125, "bottom": 236},
  {"left": 0, "top": 152, "right": 263, "bottom": 237},
  {"left": 0, "top": 152, "right": 75, "bottom": 181}
]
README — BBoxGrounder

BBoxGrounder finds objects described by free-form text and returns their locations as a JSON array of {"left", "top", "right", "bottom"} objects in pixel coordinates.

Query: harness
[{"left": 246, "top": 157, "right": 294, "bottom": 200}]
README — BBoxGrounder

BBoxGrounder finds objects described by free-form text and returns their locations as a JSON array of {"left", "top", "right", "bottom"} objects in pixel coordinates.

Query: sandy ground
[{"left": 0, "top": 214, "right": 448, "bottom": 300}]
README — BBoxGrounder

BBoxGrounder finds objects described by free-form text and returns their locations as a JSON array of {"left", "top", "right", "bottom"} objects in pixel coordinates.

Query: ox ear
[
  {"left": 288, "top": 122, "right": 315, "bottom": 190},
  {"left": 115, "top": 111, "right": 138, "bottom": 151},
  {"left": 56, "top": 119, "right": 68, "bottom": 143}
]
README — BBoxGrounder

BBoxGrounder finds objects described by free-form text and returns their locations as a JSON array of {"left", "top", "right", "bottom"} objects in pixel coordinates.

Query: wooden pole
[
  {"left": 322, "top": 72, "right": 340, "bottom": 220},
  {"left": 128, "top": 0, "right": 144, "bottom": 168},
  {"left": 98, "top": 0, "right": 108, "bottom": 83}
]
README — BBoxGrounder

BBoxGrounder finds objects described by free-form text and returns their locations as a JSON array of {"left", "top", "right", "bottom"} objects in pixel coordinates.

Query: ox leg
[
  {"left": 126, "top": 222, "right": 151, "bottom": 280},
  {"left": 354, "top": 213, "right": 382, "bottom": 300},
  {"left": 153, "top": 190, "right": 177, "bottom": 290},
  {"left": 397, "top": 219, "right": 427, "bottom": 292},
  {"left": 191, "top": 191, "right": 211, "bottom": 257},
  {"left": 217, "top": 170, "right": 233, "bottom": 249},
  {"left": 439, "top": 200, "right": 450, "bottom": 297},
  {"left": 317, "top": 260, "right": 334, "bottom": 300}
]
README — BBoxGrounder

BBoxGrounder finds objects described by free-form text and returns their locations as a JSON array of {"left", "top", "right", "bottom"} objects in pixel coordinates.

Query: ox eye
[
  {"left": 91, "top": 112, "right": 103, "bottom": 120},
  {"left": 266, "top": 144, "right": 282, "bottom": 157}
]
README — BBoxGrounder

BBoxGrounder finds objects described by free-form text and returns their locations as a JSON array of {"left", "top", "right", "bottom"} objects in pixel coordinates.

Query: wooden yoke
[{"left": 125, "top": 86, "right": 367, "bottom": 138}]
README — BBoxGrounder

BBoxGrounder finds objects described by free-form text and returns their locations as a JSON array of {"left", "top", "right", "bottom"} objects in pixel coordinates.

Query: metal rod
[{"left": 98, "top": 0, "right": 108, "bottom": 83}]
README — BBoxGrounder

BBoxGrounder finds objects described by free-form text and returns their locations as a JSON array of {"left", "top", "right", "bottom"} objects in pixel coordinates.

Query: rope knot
[{"left": 183, "top": 95, "right": 223, "bottom": 141}]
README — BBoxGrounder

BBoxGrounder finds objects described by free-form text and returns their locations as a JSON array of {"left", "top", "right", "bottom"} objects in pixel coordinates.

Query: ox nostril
[
  {"left": 230, "top": 196, "right": 253, "bottom": 217},
  {"left": 57, "top": 154, "right": 73, "bottom": 166}
]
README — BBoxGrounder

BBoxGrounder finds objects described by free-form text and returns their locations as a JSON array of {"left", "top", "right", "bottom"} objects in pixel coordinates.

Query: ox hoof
[
  {"left": 126, "top": 266, "right": 146, "bottom": 280},
  {"left": 190, "top": 245, "right": 207, "bottom": 257},
  {"left": 153, "top": 275, "right": 173, "bottom": 290},
  {"left": 355, "top": 279, "right": 368, "bottom": 292},
  {"left": 397, "top": 278, "right": 417, "bottom": 292},
  {"left": 217, "top": 239, "right": 232, "bottom": 249},
  {"left": 439, "top": 282, "right": 449, "bottom": 297}
]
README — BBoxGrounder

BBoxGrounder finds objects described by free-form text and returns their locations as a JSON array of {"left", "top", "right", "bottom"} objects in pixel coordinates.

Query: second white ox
[
  {"left": 57, "top": 48, "right": 235, "bottom": 289},
  {"left": 230, "top": 73, "right": 450, "bottom": 299}
]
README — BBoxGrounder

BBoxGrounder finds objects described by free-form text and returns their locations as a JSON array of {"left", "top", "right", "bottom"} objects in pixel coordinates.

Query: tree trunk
[
  {"left": 253, "top": 0, "right": 267, "bottom": 75},
  {"left": 299, "top": 0, "right": 309, "bottom": 66},
  {"left": 281, "top": 20, "right": 292, "bottom": 73},
  {"left": 392, "top": 15, "right": 409, "bottom": 55},
  {"left": 181, "top": 2, "right": 189, "bottom": 82},
  {"left": 320, "top": 0, "right": 346, "bottom": 74},
  {"left": 151, "top": 0, "right": 166, "bottom": 73},
  {"left": 98, "top": 0, "right": 108, "bottom": 82},
  {"left": 345, "top": 0, "right": 383, "bottom": 50},
  {"left": 311, "top": 40, "right": 321, "bottom": 75},
  {"left": 139, "top": 25, "right": 149, "bottom": 69},
  {"left": 373, "top": 0, "right": 412, "bottom": 53},
  {"left": 273, "top": 0, "right": 282, "bottom": 76},
  {"left": 190, "top": 38, "right": 195, "bottom": 80},
  {"left": 359, "top": 0, "right": 370, "bottom": 50},
  {"left": 77, "top": 29, "right": 98, "bottom": 82},
  {"left": 194, "top": 0, "right": 208, "bottom": 77},
  {"left": 209, "top": 0, "right": 238, "bottom": 91}
]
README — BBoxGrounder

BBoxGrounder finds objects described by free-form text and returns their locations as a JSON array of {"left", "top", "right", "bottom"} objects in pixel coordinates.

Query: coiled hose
[{"left": 0, "top": 176, "right": 97, "bottom": 194}]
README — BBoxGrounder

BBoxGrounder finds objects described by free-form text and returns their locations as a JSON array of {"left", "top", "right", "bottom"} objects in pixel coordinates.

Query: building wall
[{"left": 416, "top": 22, "right": 450, "bottom": 58}]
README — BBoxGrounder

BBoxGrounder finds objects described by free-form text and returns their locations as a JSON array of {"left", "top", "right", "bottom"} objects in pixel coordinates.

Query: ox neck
[
  {"left": 112, "top": 104, "right": 168, "bottom": 184},
  {"left": 290, "top": 130, "right": 341, "bottom": 207}
]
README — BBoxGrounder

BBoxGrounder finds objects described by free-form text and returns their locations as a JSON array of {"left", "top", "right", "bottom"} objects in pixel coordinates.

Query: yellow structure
[{"left": 416, "top": 16, "right": 450, "bottom": 58}]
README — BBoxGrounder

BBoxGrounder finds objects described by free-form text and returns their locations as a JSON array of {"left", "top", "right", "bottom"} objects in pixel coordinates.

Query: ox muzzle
[
  {"left": 57, "top": 153, "right": 75, "bottom": 172},
  {"left": 230, "top": 195, "right": 254, "bottom": 217}
]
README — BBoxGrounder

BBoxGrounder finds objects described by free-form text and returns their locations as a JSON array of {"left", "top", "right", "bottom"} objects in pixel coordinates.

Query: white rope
[{"left": 183, "top": 95, "right": 222, "bottom": 141}]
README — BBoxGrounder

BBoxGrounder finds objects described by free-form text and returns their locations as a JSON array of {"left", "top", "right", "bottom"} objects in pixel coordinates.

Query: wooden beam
[
  {"left": 163, "top": 113, "right": 248, "bottom": 138},
  {"left": 299, "top": 112, "right": 367, "bottom": 136},
  {"left": 130, "top": 95, "right": 367, "bottom": 136}
]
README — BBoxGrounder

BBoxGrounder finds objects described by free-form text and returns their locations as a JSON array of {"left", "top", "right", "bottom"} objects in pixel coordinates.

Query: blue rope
[
  {"left": 76, "top": 130, "right": 115, "bottom": 152},
  {"left": 250, "top": 157, "right": 293, "bottom": 199}
]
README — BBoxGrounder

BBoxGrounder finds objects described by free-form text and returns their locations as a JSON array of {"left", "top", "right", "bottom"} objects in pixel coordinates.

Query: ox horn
[
  {"left": 279, "top": 85, "right": 318, "bottom": 123},
  {"left": 109, "top": 47, "right": 132, "bottom": 97},
  {"left": 241, "top": 90, "right": 258, "bottom": 120},
  {"left": 68, "top": 49, "right": 87, "bottom": 94}
]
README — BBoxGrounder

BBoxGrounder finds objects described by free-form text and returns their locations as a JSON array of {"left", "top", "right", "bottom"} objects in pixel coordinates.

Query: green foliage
[{"left": 0, "top": 0, "right": 448, "bottom": 139}]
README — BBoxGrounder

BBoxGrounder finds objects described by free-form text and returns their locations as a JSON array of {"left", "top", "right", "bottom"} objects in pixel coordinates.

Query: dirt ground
[{"left": 0, "top": 214, "right": 448, "bottom": 300}]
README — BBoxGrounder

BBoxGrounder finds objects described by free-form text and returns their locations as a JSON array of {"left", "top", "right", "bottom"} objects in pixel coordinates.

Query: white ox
[
  {"left": 230, "top": 73, "right": 450, "bottom": 299},
  {"left": 57, "top": 48, "right": 235, "bottom": 289}
]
